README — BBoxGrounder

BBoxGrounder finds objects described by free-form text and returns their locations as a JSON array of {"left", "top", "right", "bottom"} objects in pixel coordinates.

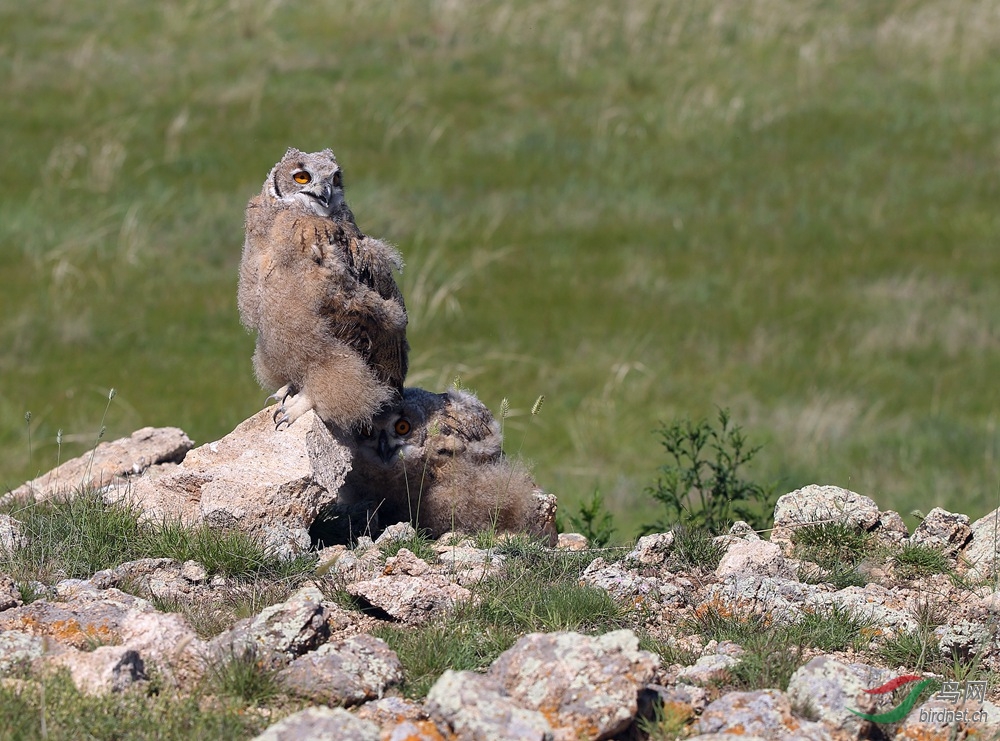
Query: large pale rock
[
  {"left": 623, "top": 532, "right": 674, "bottom": 567},
  {"left": 580, "top": 557, "right": 686, "bottom": 608},
  {"left": 46, "top": 645, "right": 145, "bottom": 694},
  {"left": 962, "top": 508, "right": 1000, "bottom": 579},
  {"left": 252, "top": 706, "right": 380, "bottom": 741},
  {"left": 487, "top": 629, "right": 659, "bottom": 740},
  {"left": 4, "top": 427, "right": 193, "bottom": 503},
  {"left": 347, "top": 572, "right": 472, "bottom": 624},
  {"left": 697, "top": 689, "right": 834, "bottom": 740},
  {"left": 909, "top": 507, "right": 971, "bottom": 557},
  {"left": 126, "top": 408, "right": 350, "bottom": 557},
  {"left": 277, "top": 633, "right": 402, "bottom": 705},
  {"left": 0, "top": 580, "right": 207, "bottom": 688},
  {"left": 716, "top": 539, "right": 794, "bottom": 579},
  {"left": 770, "top": 485, "right": 880, "bottom": 556},
  {"left": 210, "top": 585, "right": 344, "bottom": 668},
  {"left": 426, "top": 669, "right": 554, "bottom": 740},
  {"left": 785, "top": 656, "right": 887, "bottom": 738}
]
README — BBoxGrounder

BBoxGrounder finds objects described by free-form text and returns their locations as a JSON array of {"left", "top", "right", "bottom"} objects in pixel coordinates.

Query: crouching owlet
[
  {"left": 238, "top": 147, "right": 409, "bottom": 430},
  {"left": 338, "top": 387, "right": 558, "bottom": 545}
]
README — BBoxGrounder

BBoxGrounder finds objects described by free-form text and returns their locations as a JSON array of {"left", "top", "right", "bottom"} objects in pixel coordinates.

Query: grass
[
  {"left": 791, "top": 521, "right": 875, "bottom": 589},
  {"left": 3, "top": 2, "right": 1000, "bottom": 542},
  {"left": 373, "top": 543, "right": 628, "bottom": 698},
  {"left": 689, "top": 601, "right": 876, "bottom": 692},
  {"left": 0, "top": 487, "right": 316, "bottom": 586},
  {"left": 0, "top": 670, "right": 271, "bottom": 741}
]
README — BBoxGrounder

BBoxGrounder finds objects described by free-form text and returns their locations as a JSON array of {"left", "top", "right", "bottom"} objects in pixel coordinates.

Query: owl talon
[{"left": 272, "top": 389, "right": 315, "bottom": 430}]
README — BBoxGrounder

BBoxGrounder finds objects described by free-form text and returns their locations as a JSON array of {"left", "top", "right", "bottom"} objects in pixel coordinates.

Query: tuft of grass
[
  {"left": 379, "top": 531, "right": 438, "bottom": 562},
  {"left": 0, "top": 488, "right": 315, "bottom": 586},
  {"left": 892, "top": 543, "right": 952, "bottom": 580},
  {"left": 689, "top": 602, "right": 876, "bottom": 691},
  {"left": 668, "top": 525, "right": 725, "bottom": 572},
  {"left": 207, "top": 647, "right": 282, "bottom": 705},
  {"left": 791, "top": 521, "right": 874, "bottom": 589}
]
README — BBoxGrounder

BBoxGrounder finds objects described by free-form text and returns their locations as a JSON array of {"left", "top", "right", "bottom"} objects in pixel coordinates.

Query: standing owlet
[
  {"left": 339, "top": 387, "right": 558, "bottom": 544},
  {"left": 238, "top": 147, "right": 409, "bottom": 430}
]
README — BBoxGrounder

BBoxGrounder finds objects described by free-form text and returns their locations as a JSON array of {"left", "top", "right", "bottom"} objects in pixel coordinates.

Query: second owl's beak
[{"left": 377, "top": 430, "right": 395, "bottom": 464}]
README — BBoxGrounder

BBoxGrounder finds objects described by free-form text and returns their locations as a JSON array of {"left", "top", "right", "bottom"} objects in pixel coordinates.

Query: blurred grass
[{"left": 2, "top": 0, "right": 999, "bottom": 538}]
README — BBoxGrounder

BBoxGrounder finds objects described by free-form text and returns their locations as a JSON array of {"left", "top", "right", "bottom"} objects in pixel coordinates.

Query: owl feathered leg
[{"left": 294, "top": 349, "right": 398, "bottom": 431}]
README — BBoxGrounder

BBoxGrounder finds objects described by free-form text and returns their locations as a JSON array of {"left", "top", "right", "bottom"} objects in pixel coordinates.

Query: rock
[
  {"left": 675, "top": 642, "right": 744, "bottom": 686},
  {"left": 0, "top": 575, "right": 22, "bottom": 612},
  {"left": 347, "top": 573, "right": 471, "bottom": 623},
  {"left": 47, "top": 646, "right": 145, "bottom": 694},
  {"left": 934, "top": 621, "right": 992, "bottom": 660},
  {"left": 702, "top": 574, "right": 825, "bottom": 625},
  {"left": 426, "top": 669, "right": 554, "bottom": 740},
  {"left": 531, "top": 490, "right": 560, "bottom": 547},
  {"left": 487, "top": 629, "right": 659, "bottom": 740},
  {"left": 715, "top": 539, "right": 793, "bottom": 579},
  {"left": 383, "top": 548, "right": 432, "bottom": 576},
  {"left": 5, "top": 427, "right": 193, "bottom": 503},
  {"left": 126, "top": 409, "right": 349, "bottom": 557},
  {"left": 580, "top": 557, "right": 686, "bottom": 608},
  {"left": 909, "top": 507, "right": 971, "bottom": 557},
  {"left": 770, "top": 485, "right": 881, "bottom": 556},
  {"left": 785, "top": 656, "right": 887, "bottom": 738},
  {"left": 963, "top": 508, "right": 1000, "bottom": 579},
  {"left": 374, "top": 522, "right": 417, "bottom": 547},
  {"left": 556, "top": 533, "right": 589, "bottom": 551},
  {"left": 623, "top": 532, "right": 674, "bottom": 567},
  {"left": 210, "top": 585, "right": 340, "bottom": 668},
  {"left": 252, "top": 706, "right": 380, "bottom": 741},
  {"left": 0, "top": 514, "right": 25, "bottom": 553},
  {"left": 277, "top": 633, "right": 402, "bottom": 705},
  {"left": 875, "top": 510, "right": 909, "bottom": 546},
  {"left": 697, "top": 688, "right": 834, "bottom": 740},
  {"left": 0, "top": 630, "right": 48, "bottom": 675}
]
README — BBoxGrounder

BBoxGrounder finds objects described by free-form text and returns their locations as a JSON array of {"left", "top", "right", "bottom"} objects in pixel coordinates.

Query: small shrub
[
  {"left": 565, "top": 489, "right": 617, "bottom": 546},
  {"left": 644, "top": 409, "right": 775, "bottom": 535}
]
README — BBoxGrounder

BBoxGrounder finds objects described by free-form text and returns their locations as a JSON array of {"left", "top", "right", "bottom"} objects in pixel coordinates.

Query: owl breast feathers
[
  {"left": 339, "top": 387, "right": 558, "bottom": 545},
  {"left": 238, "top": 147, "right": 409, "bottom": 430}
]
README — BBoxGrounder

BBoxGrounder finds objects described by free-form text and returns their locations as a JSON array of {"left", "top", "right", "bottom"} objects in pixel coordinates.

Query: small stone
[
  {"left": 426, "top": 669, "right": 553, "bottom": 741},
  {"left": 277, "top": 634, "right": 402, "bottom": 705},
  {"left": 556, "top": 532, "right": 589, "bottom": 550}
]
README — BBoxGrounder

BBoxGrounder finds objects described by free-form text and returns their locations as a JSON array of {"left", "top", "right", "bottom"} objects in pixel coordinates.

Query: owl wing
[{"left": 293, "top": 217, "right": 409, "bottom": 391}]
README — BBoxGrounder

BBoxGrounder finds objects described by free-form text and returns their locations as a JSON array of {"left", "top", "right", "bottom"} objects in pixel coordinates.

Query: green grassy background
[{"left": 2, "top": 0, "right": 999, "bottom": 538}]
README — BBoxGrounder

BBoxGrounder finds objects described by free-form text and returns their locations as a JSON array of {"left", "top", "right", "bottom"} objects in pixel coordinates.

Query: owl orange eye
[
  {"left": 333, "top": 171, "right": 342, "bottom": 188},
  {"left": 394, "top": 419, "right": 411, "bottom": 436},
  {"left": 292, "top": 171, "right": 311, "bottom": 184}
]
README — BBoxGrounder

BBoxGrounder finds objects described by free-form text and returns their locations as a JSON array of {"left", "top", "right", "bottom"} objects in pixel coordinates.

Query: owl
[
  {"left": 337, "top": 387, "right": 558, "bottom": 545},
  {"left": 238, "top": 147, "right": 409, "bottom": 430}
]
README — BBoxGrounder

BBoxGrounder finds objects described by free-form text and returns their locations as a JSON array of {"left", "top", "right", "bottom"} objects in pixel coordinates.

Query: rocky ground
[{"left": 3, "top": 414, "right": 1000, "bottom": 740}]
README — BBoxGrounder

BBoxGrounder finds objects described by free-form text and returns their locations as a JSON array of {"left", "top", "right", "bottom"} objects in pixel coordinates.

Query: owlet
[{"left": 238, "top": 147, "right": 409, "bottom": 430}]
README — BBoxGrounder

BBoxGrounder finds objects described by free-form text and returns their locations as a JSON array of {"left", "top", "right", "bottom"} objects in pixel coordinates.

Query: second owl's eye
[
  {"left": 333, "top": 171, "right": 342, "bottom": 188},
  {"left": 394, "top": 419, "right": 411, "bottom": 436},
  {"left": 293, "top": 171, "right": 311, "bottom": 184}
]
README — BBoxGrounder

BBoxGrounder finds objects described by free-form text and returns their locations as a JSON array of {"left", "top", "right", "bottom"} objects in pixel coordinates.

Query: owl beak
[
  {"left": 377, "top": 430, "right": 395, "bottom": 464},
  {"left": 310, "top": 183, "right": 333, "bottom": 211}
]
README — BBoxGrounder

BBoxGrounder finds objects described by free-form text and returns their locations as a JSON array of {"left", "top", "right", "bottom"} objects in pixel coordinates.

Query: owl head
[
  {"left": 264, "top": 147, "right": 347, "bottom": 218},
  {"left": 352, "top": 387, "right": 502, "bottom": 467}
]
